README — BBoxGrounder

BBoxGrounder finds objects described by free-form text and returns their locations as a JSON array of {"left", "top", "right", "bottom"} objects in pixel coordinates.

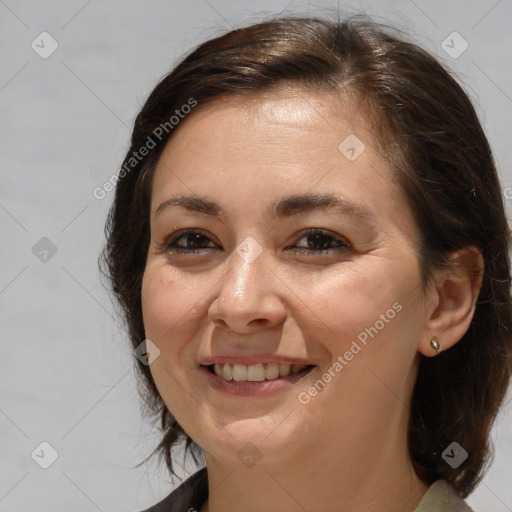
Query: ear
[{"left": 419, "top": 246, "right": 484, "bottom": 357}]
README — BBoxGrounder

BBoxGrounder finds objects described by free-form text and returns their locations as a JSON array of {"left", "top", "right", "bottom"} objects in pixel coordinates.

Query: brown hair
[{"left": 100, "top": 15, "right": 512, "bottom": 497}]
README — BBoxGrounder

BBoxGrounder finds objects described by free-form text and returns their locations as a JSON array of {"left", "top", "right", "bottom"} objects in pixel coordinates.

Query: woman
[{"left": 100, "top": 15, "right": 512, "bottom": 512}]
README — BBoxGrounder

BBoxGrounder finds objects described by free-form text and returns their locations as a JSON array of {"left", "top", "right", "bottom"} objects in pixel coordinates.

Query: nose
[{"left": 208, "top": 243, "right": 287, "bottom": 334}]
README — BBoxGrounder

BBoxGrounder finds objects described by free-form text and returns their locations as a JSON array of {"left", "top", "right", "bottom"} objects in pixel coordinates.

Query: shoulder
[
  {"left": 414, "top": 480, "right": 475, "bottom": 512},
  {"left": 137, "top": 467, "right": 208, "bottom": 512}
]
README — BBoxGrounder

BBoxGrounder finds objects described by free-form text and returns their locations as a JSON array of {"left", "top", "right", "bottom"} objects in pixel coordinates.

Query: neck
[{"left": 200, "top": 415, "right": 428, "bottom": 512}]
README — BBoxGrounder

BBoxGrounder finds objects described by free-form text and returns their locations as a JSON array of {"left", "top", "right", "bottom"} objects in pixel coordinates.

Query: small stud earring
[{"left": 431, "top": 338, "right": 440, "bottom": 352}]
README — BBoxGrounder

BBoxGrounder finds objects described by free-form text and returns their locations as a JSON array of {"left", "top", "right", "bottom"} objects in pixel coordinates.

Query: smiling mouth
[{"left": 205, "top": 362, "right": 315, "bottom": 382}]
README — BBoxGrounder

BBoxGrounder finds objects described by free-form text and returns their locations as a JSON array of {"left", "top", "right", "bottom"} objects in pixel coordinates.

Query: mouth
[
  {"left": 200, "top": 362, "right": 316, "bottom": 397},
  {"left": 207, "top": 362, "right": 312, "bottom": 381}
]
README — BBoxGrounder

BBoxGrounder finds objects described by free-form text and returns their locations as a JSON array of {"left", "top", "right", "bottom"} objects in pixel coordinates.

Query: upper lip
[{"left": 199, "top": 354, "right": 315, "bottom": 366}]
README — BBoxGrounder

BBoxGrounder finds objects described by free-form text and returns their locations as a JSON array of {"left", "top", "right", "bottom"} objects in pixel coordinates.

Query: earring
[{"left": 431, "top": 338, "right": 440, "bottom": 352}]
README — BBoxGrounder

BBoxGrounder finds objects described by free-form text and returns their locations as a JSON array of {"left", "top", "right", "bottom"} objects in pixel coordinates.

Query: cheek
[
  {"left": 290, "top": 262, "right": 412, "bottom": 347},
  {"left": 142, "top": 267, "right": 207, "bottom": 415},
  {"left": 141, "top": 265, "right": 203, "bottom": 343},
  {"left": 326, "top": 267, "right": 423, "bottom": 389},
  {"left": 141, "top": 268, "right": 174, "bottom": 340},
  {"left": 293, "top": 265, "right": 423, "bottom": 419}
]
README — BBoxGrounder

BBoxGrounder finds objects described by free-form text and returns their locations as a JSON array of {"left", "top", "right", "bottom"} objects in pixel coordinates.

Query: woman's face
[{"left": 142, "top": 88, "right": 431, "bottom": 467}]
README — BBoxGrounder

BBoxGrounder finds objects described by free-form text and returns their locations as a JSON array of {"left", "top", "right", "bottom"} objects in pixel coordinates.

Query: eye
[
  {"left": 162, "top": 229, "right": 218, "bottom": 254},
  {"left": 159, "top": 228, "right": 350, "bottom": 257},
  {"left": 290, "top": 229, "right": 350, "bottom": 254}
]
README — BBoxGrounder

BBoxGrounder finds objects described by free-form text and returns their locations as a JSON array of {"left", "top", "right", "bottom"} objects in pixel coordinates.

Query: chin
[{"left": 195, "top": 413, "right": 309, "bottom": 468}]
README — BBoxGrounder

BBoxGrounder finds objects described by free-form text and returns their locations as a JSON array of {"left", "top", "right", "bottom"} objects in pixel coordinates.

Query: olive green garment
[{"left": 413, "top": 480, "right": 474, "bottom": 512}]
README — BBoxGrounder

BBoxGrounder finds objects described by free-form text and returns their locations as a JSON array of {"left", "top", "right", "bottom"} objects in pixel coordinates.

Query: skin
[{"left": 141, "top": 87, "right": 482, "bottom": 512}]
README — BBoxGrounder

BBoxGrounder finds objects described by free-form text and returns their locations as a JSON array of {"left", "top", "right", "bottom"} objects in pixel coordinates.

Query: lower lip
[{"left": 200, "top": 366, "right": 316, "bottom": 397}]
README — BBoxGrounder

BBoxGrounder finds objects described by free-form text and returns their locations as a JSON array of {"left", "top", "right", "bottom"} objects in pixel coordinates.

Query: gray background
[{"left": 1, "top": 1, "right": 511, "bottom": 511}]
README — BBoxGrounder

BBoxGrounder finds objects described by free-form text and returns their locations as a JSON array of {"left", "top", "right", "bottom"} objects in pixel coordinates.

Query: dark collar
[{"left": 140, "top": 467, "right": 208, "bottom": 512}]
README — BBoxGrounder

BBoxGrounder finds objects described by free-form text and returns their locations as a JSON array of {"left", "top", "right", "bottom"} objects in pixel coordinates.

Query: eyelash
[{"left": 160, "top": 228, "right": 351, "bottom": 256}]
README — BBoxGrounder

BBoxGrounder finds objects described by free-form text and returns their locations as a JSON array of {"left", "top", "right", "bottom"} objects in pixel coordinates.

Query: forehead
[
  {"left": 166, "top": 87, "right": 375, "bottom": 150},
  {"left": 153, "top": 87, "right": 381, "bottom": 183},
  {"left": 149, "top": 87, "right": 415, "bottom": 239}
]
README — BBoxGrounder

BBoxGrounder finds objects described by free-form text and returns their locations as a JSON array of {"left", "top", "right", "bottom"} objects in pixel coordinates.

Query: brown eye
[
  {"left": 292, "top": 229, "right": 350, "bottom": 253},
  {"left": 164, "top": 230, "right": 217, "bottom": 254}
]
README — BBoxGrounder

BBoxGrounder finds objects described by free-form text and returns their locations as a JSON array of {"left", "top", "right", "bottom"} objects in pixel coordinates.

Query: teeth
[
  {"left": 279, "top": 364, "right": 290, "bottom": 377},
  {"left": 266, "top": 363, "right": 280, "bottom": 379},
  {"left": 247, "top": 363, "right": 265, "bottom": 381},
  {"left": 232, "top": 363, "right": 247, "bottom": 381},
  {"left": 212, "top": 363, "right": 309, "bottom": 381},
  {"left": 214, "top": 363, "right": 231, "bottom": 380}
]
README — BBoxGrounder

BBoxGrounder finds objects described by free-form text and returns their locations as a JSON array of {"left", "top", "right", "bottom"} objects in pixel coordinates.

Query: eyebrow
[{"left": 155, "top": 193, "right": 375, "bottom": 224}]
